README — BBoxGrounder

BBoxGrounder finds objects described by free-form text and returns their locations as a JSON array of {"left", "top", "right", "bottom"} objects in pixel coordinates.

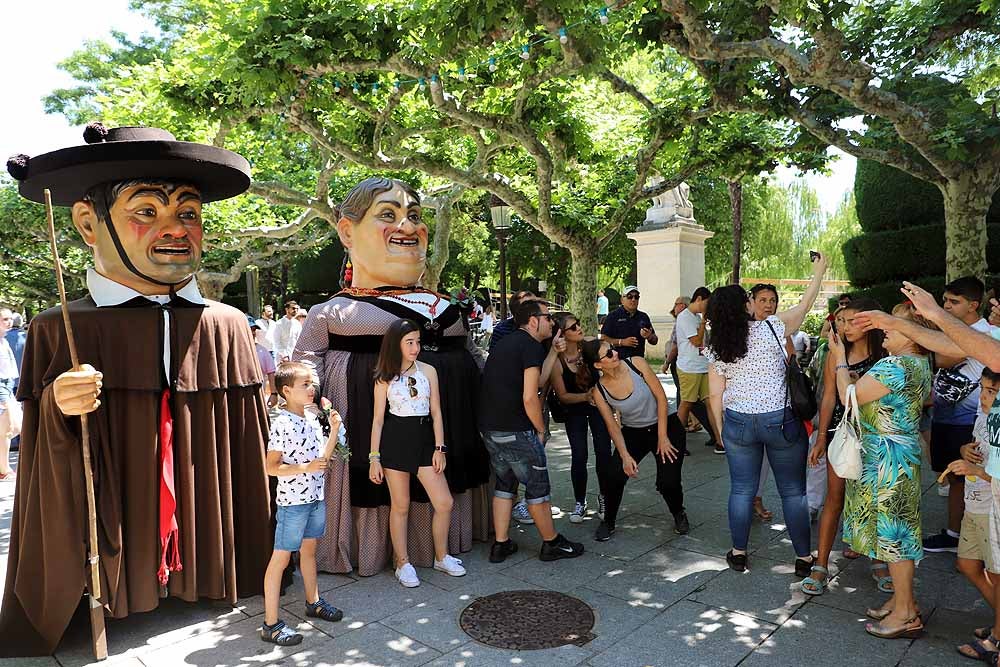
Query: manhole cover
[{"left": 459, "top": 590, "right": 596, "bottom": 650}]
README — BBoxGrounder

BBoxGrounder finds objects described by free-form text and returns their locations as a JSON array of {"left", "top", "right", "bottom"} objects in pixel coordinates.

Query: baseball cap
[{"left": 623, "top": 285, "right": 640, "bottom": 295}]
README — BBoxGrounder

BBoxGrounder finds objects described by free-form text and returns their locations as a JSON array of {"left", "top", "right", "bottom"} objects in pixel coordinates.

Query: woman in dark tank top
[
  {"left": 549, "top": 314, "right": 613, "bottom": 524},
  {"left": 582, "top": 338, "right": 687, "bottom": 542}
]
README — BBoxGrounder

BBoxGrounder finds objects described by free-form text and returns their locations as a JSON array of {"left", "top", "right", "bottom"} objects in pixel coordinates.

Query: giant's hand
[{"left": 53, "top": 364, "right": 103, "bottom": 416}]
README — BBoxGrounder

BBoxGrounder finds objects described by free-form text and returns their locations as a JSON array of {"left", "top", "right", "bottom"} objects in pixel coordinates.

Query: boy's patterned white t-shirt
[{"left": 268, "top": 409, "right": 325, "bottom": 507}]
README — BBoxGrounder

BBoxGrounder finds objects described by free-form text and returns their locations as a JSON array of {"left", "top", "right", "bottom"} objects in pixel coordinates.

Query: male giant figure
[{"left": 0, "top": 123, "right": 272, "bottom": 655}]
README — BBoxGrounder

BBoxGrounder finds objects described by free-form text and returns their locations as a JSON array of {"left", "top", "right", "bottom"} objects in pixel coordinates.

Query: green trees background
[{"left": 2, "top": 0, "right": 997, "bottom": 319}]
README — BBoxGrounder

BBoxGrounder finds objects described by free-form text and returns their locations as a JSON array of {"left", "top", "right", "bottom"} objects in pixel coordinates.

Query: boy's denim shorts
[
  {"left": 480, "top": 430, "right": 550, "bottom": 504},
  {"left": 274, "top": 499, "right": 326, "bottom": 551}
]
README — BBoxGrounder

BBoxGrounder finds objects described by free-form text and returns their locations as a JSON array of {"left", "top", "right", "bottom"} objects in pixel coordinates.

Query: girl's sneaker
[
  {"left": 570, "top": 501, "right": 587, "bottom": 523},
  {"left": 433, "top": 554, "right": 467, "bottom": 577},
  {"left": 395, "top": 562, "right": 420, "bottom": 587}
]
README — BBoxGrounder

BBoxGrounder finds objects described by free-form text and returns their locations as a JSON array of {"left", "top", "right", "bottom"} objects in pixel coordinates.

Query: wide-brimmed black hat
[{"left": 6, "top": 122, "right": 251, "bottom": 206}]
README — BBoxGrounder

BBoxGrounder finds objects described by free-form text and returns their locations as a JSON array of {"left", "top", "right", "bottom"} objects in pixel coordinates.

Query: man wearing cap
[
  {"left": 0, "top": 123, "right": 272, "bottom": 655},
  {"left": 600, "top": 286, "right": 658, "bottom": 360}
]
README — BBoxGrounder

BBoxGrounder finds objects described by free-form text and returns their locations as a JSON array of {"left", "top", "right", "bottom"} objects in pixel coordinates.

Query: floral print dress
[{"left": 843, "top": 355, "right": 932, "bottom": 562}]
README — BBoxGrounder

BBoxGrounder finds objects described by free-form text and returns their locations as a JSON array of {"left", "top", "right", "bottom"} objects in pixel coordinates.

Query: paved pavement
[{"left": 0, "top": 377, "right": 989, "bottom": 666}]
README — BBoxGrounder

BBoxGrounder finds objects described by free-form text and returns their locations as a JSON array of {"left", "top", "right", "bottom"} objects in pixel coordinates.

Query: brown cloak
[{"left": 0, "top": 296, "right": 272, "bottom": 656}]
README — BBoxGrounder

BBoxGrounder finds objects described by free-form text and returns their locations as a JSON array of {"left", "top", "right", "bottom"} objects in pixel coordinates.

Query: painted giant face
[
  {"left": 337, "top": 183, "right": 428, "bottom": 288},
  {"left": 72, "top": 182, "right": 204, "bottom": 294}
]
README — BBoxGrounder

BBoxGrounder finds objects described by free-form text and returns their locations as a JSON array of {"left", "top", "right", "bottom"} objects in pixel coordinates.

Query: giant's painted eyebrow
[
  {"left": 177, "top": 191, "right": 202, "bottom": 204},
  {"left": 375, "top": 198, "right": 420, "bottom": 209},
  {"left": 128, "top": 188, "right": 170, "bottom": 205}
]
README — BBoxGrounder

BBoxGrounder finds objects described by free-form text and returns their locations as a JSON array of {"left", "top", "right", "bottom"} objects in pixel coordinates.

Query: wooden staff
[{"left": 44, "top": 189, "right": 108, "bottom": 661}]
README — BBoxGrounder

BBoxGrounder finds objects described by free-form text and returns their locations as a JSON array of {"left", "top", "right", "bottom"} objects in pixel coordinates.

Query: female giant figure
[{"left": 294, "top": 177, "right": 490, "bottom": 575}]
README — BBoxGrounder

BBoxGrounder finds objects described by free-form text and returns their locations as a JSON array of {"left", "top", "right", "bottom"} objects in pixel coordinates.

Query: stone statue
[{"left": 645, "top": 176, "right": 694, "bottom": 225}]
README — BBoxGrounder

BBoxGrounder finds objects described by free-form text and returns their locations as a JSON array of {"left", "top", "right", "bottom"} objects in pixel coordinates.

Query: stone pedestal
[{"left": 627, "top": 221, "right": 714, "bottom": 356}]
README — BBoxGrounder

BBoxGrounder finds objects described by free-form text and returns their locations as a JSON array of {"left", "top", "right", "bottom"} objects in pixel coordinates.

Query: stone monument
[{"left": 627, "top": 177, "right": 714, "bottom": 356}]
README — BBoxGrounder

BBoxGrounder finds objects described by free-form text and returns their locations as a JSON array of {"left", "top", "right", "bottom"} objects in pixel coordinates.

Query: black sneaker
[
  {"left": 714, "top": 443, "right": 726, "bottom": 455},
  {"left": 489, "top": 539, "right": 519, "bottom": 563},
  {"left": 726, "top": 550, "right": 747, "bottom": 572},
  {"left": 922, "top": 530, "right": 959, "bottom": 553},
  {"left": 540, "top": 534, "right": 585, "bottom": 561},
  {"left": 673, "top": 511, "right": 690, "bottom": 535},
  {"left": 594, "top": 521, "right": 615, "bottom": 542}
]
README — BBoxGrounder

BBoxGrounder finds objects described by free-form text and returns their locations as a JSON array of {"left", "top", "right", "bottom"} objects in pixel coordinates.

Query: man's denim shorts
[
  {"left": 274, "top": 499, "right": 326, "bottom": 551},
  {"left": 480, "top": 430, "right": 551, "bottom": 504}
]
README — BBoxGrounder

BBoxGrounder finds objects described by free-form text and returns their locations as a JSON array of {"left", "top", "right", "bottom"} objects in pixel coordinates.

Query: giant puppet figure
[
  {"left": 293, "top": 177, "right": 490, "bottom": 575},
  {"left": 0, "top": 124, "right": 272, "bottom": 655}
]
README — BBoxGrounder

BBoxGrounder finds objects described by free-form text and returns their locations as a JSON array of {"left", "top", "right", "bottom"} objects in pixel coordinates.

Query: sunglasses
[
  {"left": 601, "top": 347, "right": 616, "bottom": 359},
  {"left": 565, "top": 322, "right": 581, "bottom": 332},
  {"left": 406, "top": 376, "right": 418, "bottom": 398},
  {"left": 534, "top": 313, "right": 553, "bottom": 320},
  {"left": 624, "top": 293, "right": 640, "bottom": 300}
]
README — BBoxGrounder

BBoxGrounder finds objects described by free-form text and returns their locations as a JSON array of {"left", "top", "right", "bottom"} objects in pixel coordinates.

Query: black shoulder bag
[{"left": 765, "top": 320, "right": 817, "bottom": 422}]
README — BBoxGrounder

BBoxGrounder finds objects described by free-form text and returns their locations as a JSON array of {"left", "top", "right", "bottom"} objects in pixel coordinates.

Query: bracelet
[
  {"left": 368, "top": 452, "right": 381, "bottom": 461},
  {"left": 835, "top": 364, "right": 849, "bottom": 370}
]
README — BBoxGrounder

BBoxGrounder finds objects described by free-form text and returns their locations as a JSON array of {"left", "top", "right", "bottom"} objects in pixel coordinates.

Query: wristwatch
[{"left": 435, "top": 444, "right": 448, "bottom": 453}]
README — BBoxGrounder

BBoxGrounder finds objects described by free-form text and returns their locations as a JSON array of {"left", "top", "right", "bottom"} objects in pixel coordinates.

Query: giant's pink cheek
[
  {"left": 126, "top": 217, "right": 151, "bottom": 242},
  {"left": 185, "top": 224, "right": 203, "bottom": 248}
]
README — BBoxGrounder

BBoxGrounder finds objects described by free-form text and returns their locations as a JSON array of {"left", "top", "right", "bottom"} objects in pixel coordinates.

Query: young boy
[
  {"left": 948, "top": 367, "right": 1000, "bottom": 639},
  {"left": 261, "top": 362, "right": 343, "bottom": 645}
]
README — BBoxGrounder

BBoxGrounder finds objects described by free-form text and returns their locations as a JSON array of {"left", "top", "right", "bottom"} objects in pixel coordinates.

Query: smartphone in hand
[{"left": 809, "top": 250, "right": 821, "bottom": 262}]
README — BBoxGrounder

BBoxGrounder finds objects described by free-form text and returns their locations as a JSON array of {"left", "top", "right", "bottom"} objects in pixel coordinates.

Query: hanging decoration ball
[
  {"left": 393, "top": 81, "right": 401, "bottom": 91},
  {"left": 457, "top": 67, "right": 466, "bottom": 82},
  {"left": 599, "top": 7, "right": 609, "bottom": 24},
  {"left": 333, "top": 81, "right": 342, "bottom": 93},
  {"left": 488, "top": 57, "right": 498, "bottom": 72},
  {"left": 352, "top": 82, "right": 360, "bottom": 93},
  {"left": 559, "top": 28, "right": 568, "bottom": 44},
  {"left": 431, "top": 74, "right": 440, "bottom": 88},
  {"left": 418, "top": 77, "right": 426, "bottom": 91},
  {"left": 372, "top": 81, "right": 380, "bottom": 93},
  {"left": 520, "top": 44, "right": 530, "bottom": 60}
]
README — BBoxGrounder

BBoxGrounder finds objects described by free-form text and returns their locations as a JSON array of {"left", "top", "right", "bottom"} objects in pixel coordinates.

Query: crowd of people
[{"left": 4, "top": 154, "right": 1000, "bottom": 657}]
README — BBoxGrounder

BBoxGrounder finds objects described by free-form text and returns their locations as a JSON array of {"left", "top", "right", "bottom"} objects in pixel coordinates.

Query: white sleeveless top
[{"left": 387, "top": 363, "right": 431, "bottom": 417}]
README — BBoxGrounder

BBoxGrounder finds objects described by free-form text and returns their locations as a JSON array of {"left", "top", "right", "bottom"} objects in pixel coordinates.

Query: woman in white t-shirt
[{"left": 705, "top": 253, "right": 827, "bottom": 574}]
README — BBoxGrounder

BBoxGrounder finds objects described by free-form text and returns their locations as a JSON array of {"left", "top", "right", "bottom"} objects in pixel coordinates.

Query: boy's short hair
[
  {"left": 983, "top": 367, "right": 1000, "bottom": 384},
  {"left": 944, "top": 276, "right": 985, "bottom": 306},
  {"left": 275, "top": 361, "right": 311, "bottom": 398},
  {"left": 514, "top": 299, "right": 546, "bottom": 326}
]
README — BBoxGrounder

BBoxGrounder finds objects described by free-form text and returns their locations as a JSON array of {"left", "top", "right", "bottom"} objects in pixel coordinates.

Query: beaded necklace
[{"left": 338, "top": 286, "right": 446, "bottom": 317}]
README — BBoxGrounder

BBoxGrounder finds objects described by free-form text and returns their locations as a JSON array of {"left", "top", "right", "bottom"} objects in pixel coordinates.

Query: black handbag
[
  {"left": 765, "top": 320, "right": 817, "bottom": 422},
  {"left": 934, "top": 363, "right": 978, "bottom": 405}
]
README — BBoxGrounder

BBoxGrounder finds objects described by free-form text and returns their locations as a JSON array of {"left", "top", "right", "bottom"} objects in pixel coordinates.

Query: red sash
[{"left": 157, "top": 388, "right": 182, "bottom": 585}]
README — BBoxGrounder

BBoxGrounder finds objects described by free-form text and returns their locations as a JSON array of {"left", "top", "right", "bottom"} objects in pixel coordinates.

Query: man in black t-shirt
[{"left": 480, "top": 300, "right": 584, "bottom": 563}]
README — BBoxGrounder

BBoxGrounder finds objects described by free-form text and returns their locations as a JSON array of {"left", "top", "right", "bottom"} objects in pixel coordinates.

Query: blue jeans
[
  {"left": 481, "top": 430, "right": 551, "bottom": 503},
  {"left": 564, "top": 405, "right": 613, "bottom": 503},
  {"left": 723, "top": 407, "right": 810, "bottom": 556},
  {"left": 274, "top": 500, "right": 326, "bottom": 551}
]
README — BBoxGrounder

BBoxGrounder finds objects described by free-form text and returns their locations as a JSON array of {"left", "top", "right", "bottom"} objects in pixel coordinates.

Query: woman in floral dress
[{"left": 830, "top": 303, "right": 932, "bottom": 640}]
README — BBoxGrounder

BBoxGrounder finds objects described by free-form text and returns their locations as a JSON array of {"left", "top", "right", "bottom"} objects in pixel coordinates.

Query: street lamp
[{"left": 489, "top": 194, "right": 513, "bottom": 319}]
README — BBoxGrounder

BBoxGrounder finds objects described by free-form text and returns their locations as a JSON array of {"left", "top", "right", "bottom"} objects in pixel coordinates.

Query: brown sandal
[
  {"left": 753, "top": 498, "right": 773, "bottom": 521},
  {"left": 866, "top": 615, "right": 923, "bottom": 639}
]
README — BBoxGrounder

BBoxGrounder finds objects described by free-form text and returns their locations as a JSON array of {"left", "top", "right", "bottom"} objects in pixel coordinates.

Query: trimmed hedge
[
  {"left": 843, "top": 224, "right": 1000, "bottom": 286},
  {"left": 854, "top": 159, "right": 1000, "bottom": 234},
  {"left": 855, "top": 159, "right": 944, "bottom": 232}
]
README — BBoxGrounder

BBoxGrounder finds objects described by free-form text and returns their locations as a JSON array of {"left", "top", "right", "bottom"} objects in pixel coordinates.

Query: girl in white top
[{"left": 369, "top": 318, "right": 466, "bottom": 587}]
